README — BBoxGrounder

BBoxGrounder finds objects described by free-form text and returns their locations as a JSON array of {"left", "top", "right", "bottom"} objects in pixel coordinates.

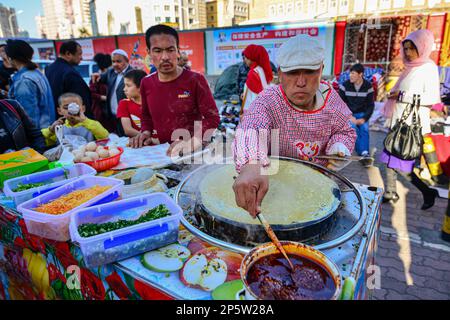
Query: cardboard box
[{"left": 0, "top": 149, "right": 48, "bottom": 188}]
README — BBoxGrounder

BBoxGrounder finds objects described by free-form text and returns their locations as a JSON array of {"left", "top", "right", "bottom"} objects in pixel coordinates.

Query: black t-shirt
[
  {"left": 0, "top": 115, "right": 15, "bottom": 153},
  {"left": 0, "top": 62, "right": 15, "bottom": 90}
]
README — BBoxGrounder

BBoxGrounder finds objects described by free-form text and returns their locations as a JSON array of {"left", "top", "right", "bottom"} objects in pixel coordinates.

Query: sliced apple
[
  {"left": 199, "top": 258, "right": 227, "bottom": 291},
  {"left": 212, "top": 280, "right": 244, "bottom": 300},
  {"left": 141, "top": 244, "right": 191, "bottom": 273},
  {"left": 193, "top": 247, "right": 243, "bottom": 281},
  {"left": 180, "top": 250, "right": 229, "bottom": 291},
  {"left": 180, "top": 253, "right": 209, "bottom": 286}
]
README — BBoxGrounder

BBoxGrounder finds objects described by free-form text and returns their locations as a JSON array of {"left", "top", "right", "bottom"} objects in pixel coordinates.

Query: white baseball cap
[
  {"left": 112, "top": 49, "right": 129, "bottom": 60},
  {"left": 276, "top": 34, "right": 325, "bottom": 72}
]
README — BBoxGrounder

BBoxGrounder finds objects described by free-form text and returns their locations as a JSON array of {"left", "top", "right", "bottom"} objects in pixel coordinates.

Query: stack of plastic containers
[
  {"left": 70, "top": 193, "right": 182, "bottom": 267},
  {"left": 17, "top": 176, "right": 123, "bottom": 241},
  {"left": 3, "top": 163, "right": 97, "bottom": 207}
]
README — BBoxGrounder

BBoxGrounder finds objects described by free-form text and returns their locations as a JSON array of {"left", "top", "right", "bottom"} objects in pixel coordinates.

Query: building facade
[
  {"left": 90, "top": 0, "right": 207, "bottom": 36},
  {"left": 178, "top": 0, "right": 207, "bottom": 30},
  {"left": 246, "top": 0, "right": 450, "bottom": 25},
  {"left": 0, "top": 4, "right": 19, "bottom": 38},
  {"left": 38, "top": 0, "right": 92, "bottom": 39},
  {"left": 206, "top": 0, "right": 249, "bottom": 28}
]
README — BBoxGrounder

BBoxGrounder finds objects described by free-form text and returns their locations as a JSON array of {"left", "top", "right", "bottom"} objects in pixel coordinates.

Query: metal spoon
[
  {"left": 314, "top": 155, "right": 374, "bottom": 162},
  {"left": 256, "top": 213, "right": 294, "bottom": 270}
]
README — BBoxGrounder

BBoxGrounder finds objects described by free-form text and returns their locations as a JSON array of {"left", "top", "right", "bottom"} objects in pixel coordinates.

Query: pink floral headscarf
[{"left": 383, "top": 29, "right": 435, "bottom": 118}]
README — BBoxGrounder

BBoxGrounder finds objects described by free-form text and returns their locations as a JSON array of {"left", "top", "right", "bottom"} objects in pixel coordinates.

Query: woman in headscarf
[
  {"left": 380, "top": 29, "right": 441, "bottom": 209},
  {"left": 240, "top": 45, "right": 273, "bottom": 115},
  {"left": 5, "top": 39, "right": 55, "bottom": 130}
]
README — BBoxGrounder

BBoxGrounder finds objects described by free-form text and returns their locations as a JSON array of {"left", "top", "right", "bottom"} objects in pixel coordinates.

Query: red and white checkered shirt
[{"left": 233, "top": 82, "right": 356, "bottom": 171}]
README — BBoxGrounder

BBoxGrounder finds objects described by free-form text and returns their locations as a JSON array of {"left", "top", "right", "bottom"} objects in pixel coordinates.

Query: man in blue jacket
[
  {"left": 338, "top": 63, "right": 375, "bottom": 167},
  {"left": 45, "top": 40, "right": 93, "bottom": 118}
]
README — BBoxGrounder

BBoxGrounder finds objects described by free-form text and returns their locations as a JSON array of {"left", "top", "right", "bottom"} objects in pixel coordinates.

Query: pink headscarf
[{"left": 382, "top": 29, "right": 435, "bottom": 118}]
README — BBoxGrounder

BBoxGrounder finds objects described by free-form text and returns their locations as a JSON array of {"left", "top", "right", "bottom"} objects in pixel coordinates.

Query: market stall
[{"left": 0, "top": 144, "right": 382, "bottom": 300}]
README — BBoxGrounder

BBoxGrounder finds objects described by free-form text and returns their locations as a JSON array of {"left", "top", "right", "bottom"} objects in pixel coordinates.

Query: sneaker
[
  {"left": 382, "top": 191, "right": 399, "bottom": 203},
  {"left": 359, "top": 152, "right": 374, "bottom": 168},
  {"left": 421, "top": 189, "right": 439, "bottom": 210}
]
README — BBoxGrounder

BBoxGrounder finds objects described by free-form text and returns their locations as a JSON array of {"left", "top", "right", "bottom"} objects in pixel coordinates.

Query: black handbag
[{"left": 384, "top": 95, "right": 423, "bottom": 160}]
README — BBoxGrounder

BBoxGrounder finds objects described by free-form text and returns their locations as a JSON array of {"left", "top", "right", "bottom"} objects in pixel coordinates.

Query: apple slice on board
[
  {"left": 180, "top": 247, "right": 243, "bottom": 291},
  {"left": 141, "top": 244, "right": 191, "bottom": 273}
]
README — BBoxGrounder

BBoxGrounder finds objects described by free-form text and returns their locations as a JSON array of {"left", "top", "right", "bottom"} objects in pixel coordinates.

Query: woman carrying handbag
[{"left": 380, "top": 29, "right": 440, "bottom": 209}]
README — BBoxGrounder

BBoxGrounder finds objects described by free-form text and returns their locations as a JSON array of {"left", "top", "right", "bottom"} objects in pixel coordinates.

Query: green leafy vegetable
[
  {"left": 78, "top": 204, "right": 171, "bottom": 238},
  {"left": 13, "top": 182, "right": 46, "bottom": 192}
]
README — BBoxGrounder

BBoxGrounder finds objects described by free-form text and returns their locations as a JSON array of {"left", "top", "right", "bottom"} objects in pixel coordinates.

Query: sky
[{"left": 2, "top": 0, "right": 43, "bottom": 38}]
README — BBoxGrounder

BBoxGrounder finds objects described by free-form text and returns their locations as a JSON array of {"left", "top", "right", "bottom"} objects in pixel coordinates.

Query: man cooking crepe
[{"left": 232, "top": 34, "right": 356, "bottom": 218}]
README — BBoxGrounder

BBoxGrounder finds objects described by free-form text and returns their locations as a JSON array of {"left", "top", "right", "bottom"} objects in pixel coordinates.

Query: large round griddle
[
  {"left": 195, "top": 160, "right": 341, "bottom": 246},
  {"left": 175, "top": 157, "right": 368, "bottom": 254}
]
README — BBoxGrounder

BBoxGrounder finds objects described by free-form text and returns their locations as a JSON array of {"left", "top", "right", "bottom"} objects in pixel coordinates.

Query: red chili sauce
[{"left": 246, "top": 253, "right": 336, "bottom": 300}]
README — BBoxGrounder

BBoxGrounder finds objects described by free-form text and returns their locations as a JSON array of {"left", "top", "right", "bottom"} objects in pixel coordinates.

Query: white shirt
[
  {"left": 243, "top": 66, "right": 269, "bottom": 111},
  {"left": 110, "top": 69, "right": 126, "bottom": 116},
  {"left": 391, "top": 62, "right": 441, "bottom": 135}
]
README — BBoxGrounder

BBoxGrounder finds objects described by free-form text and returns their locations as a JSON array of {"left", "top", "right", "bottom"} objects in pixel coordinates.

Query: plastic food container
[
  {"left": 17, "top": 176, "right": 124, "bottom": 241},
  {"left": 3, "top": 163, "right": 97, "bottom": 207},
  {"left": 82, "top": 147, "right": 124, "bottom": 172},
  {"left": 70, "top": 193, "right": 182, "bottom": 268}
]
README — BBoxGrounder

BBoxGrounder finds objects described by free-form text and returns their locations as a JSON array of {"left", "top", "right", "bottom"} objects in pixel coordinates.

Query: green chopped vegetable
[
  {"left": 13, "top": 182, "right": 46, "bottom": 192},
  {"left": 78, "top": 204, "right": 171, "bottom": 238}
]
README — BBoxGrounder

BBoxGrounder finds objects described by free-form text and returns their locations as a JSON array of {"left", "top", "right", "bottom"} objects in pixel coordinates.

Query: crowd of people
[
  {"left": 0, "top": 25, "right": 219, "bottom": 159},
  {"left": 0, "top": 24, "right": 444, "bottom": 216}
]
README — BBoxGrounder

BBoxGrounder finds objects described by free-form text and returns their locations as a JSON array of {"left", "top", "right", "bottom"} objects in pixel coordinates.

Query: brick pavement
[{"left": 340, "top": 130, "right": 450, "bottom": 300}]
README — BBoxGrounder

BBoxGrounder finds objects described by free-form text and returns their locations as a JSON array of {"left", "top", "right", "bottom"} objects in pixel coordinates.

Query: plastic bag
[
  {"left": 107, "top": 133, "right": 129, "bottom": 148},
  {"left": 43, "top": 125, "right": 75, "bottom": 163}
]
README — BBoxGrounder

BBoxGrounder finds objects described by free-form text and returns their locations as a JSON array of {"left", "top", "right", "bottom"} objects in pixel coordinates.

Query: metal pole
[
  {"left": 178, "top": 0, "right": 184, "bottom": 31},
  {"left": 9, "top": 13, "right": 17, "bottom": 37}
]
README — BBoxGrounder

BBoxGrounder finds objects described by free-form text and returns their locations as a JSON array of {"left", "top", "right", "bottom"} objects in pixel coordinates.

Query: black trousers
[{"left": 385, "top": 167, "right": 433, "bottom": 196}]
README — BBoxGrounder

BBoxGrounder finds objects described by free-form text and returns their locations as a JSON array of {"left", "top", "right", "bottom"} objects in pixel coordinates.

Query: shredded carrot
[{"left": 34, "top": 185, "right": 111, "bottom": 215}]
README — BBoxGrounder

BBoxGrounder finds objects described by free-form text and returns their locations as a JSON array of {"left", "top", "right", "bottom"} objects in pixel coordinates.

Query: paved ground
[{"left": 340, "top": 130, "right": 450, "bottom": 300}]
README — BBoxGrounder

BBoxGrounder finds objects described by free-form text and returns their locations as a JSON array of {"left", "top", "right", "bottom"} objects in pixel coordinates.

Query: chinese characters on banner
[
  {"left": 230, "top": 27, "right": 319, "bottom": 41},
  {"left": 210, "top": 22, "right": 333, "bottom": 75}
]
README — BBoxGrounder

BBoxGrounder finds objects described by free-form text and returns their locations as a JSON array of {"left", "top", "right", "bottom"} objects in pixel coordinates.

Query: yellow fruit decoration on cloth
[
  {"left": 22, "top": 248, "right": 32, "bottom": 265},
  {"left": 24, "top": 251, "right": 49, "bottom": 293}
]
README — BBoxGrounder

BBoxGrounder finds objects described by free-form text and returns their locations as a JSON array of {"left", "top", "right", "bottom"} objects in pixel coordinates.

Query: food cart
[{"left": 0, "top": 148, "right": 383, "bottom": 301}]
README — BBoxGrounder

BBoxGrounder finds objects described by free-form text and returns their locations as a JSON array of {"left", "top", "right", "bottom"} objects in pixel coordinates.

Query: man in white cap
[
  {"left": 92, "top": 49, "right": 134, "bottom": 134},
  {"left": 232, "top": 34, "right": 356, "bottom": 218}
]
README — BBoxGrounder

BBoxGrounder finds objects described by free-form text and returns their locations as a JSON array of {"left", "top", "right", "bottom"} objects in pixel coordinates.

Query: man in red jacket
[{"left": 130, "top": 25, "right": 219, "bottom": 157}]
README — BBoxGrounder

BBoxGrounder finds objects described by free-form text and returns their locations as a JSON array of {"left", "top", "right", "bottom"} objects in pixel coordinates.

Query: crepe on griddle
[{"left": 199, "top": 160, "right": 340, "bottom": 225}]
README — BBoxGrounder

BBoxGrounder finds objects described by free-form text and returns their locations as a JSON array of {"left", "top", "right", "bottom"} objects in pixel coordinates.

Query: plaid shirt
[{"left": 233, "top": 82, "right": 356, "bottom": 171}]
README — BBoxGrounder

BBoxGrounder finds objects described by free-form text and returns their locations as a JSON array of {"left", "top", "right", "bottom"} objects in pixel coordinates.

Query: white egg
[
  {"left": 86, "top": 142, "right": 97, "bottom": 152},
  {"left": 96, "top": 145, "right": 105, "bottom": 153},
  {"left": 97, "top": 149, "right": 110, "bottom": 158},
  {"left": 81, "top": 156, "right": 93, "bottom": 163},
  {"left": 109, "top": 148, "right": 121, "bottom": 157},
  {"left": 74, "top": 154, "right": 83, "bottom": 163},
  {"left": 85, "top": 152, "right": 99, "bottom": 161},
  {"left": 72, "top": 150, "right": 84, "bottom": 158},
  {"left": 77, "top": 146, "right": 86, "bottom": 154}
]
